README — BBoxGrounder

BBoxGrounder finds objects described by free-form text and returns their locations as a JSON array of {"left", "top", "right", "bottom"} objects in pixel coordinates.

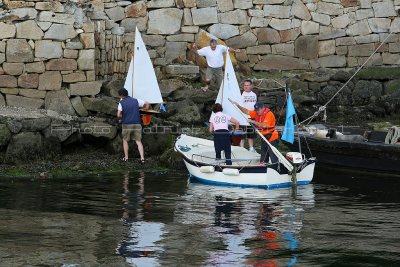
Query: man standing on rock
[
  {"left": 192, "top": 39, "right": 240, "bottom": 92},
  {"left": 117, "top": 88, "right": 149, "bottom": 163}
]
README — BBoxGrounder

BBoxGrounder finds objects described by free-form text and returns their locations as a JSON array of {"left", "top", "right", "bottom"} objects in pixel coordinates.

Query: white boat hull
[{"left": 175, "top": 134, "right": 315, "bottom": 189}]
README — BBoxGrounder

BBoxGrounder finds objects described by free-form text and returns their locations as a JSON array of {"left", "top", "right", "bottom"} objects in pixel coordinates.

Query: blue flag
[
  {"left": 281, "top": 92, "right": 296, "bottom": 144},
  {"left": 160, "top": 104, "right": 166, "bottom": 112}
]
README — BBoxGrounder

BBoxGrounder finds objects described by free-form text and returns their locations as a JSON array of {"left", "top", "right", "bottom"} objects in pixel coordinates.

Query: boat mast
[{"left": 131, "top": 29, "right": 137, "bottom": 97}]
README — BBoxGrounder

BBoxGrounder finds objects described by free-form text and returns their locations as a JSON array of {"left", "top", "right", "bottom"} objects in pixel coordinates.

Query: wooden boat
[
  {"left": 175, "top": 54, "right": 316, "bottom": 188},
  {"left": 291, "top": 124, "right": 400, "bottom": 173},
  {"left": 124, "top": 27, "right": 163, "bottom": 125}
]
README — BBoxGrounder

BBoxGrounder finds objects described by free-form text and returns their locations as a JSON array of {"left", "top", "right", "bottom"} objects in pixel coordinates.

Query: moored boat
[
  {"left": 175, "top": 53, "right": 316, "bottom": 188},
  {"left": 291, "top": 124, "right": 400, "bottom": 173}
]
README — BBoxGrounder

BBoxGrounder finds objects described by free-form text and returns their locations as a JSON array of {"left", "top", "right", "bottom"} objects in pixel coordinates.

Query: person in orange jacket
[{"left": 231, "top": 101, "right": 279, "bottom": 164}]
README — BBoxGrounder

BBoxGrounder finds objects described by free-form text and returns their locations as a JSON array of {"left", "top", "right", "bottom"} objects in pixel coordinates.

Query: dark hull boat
[{"left": 290, "top": 125, "right": 400, "bottom": 173}]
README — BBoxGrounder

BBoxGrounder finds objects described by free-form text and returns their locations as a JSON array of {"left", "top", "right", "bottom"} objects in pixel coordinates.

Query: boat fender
[
  {"left": 286, "top": 152, "right": 304, "bottom": 164},
  {"left": 222, "top": 168, "right": 239, "bottom": 176},
  {"left": 199, "top": 166, "right": 215, "bottom": 173}
]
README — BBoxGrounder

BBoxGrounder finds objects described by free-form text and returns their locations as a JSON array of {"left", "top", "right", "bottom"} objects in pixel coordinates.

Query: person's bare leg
[
  {"left": 123, "top": 139, "right": 129, "bottom": 160},
  {"left": 136, "top": 140, "right": 145, "bottom": 160},
  {"left": 248, "top": 138, "right": 254, "bottom": 149},
  {"left": 240, "top": 139, "right": 245, "bottom": 147},
  {"left": 202, "top": 80, "right": 210, "bottom": 92}
]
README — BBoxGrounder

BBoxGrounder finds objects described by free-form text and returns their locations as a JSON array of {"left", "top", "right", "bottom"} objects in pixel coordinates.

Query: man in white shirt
[
  {"left": 192, "top": 39, "right": 240, "bottom": 92},
  {"left": 241, "top": 80, "right": 257, "bottom": 152}
]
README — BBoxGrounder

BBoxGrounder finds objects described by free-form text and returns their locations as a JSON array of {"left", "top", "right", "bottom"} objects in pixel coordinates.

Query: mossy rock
[
  {"left": 384, "top": 79, "right": 400, "bottom": 96},
  {"left": 356, "top": 67, "right": 400, "bottom": 80},
  {"left": 0, "top": 124, "right": 11, "bottom": 146}
]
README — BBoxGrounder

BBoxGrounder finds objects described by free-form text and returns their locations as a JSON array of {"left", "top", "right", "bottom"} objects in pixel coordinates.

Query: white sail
[
  {"left": 124, "top": 27, "right": 163, "bottom": 104},
  {"left": 214, "top": 53, "right": 250, "bottom": 126}
]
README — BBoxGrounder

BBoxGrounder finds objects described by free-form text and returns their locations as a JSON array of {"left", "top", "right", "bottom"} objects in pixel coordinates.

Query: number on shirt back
[{"left": 214, "top": 115, "right": 226, "bottom": 124}]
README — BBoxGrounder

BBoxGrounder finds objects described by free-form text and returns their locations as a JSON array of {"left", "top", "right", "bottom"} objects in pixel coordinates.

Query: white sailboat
[
  {"left": 175, "top": 53, "right": 316, "bottom": 188},
  {"left": 124, "top": 27, "right": 163, "bottom": 105}
]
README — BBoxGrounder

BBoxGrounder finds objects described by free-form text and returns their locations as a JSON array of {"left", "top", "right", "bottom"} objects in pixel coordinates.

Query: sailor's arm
[{"left": 228, "top": 98, "right": 249, "bottom": 115}]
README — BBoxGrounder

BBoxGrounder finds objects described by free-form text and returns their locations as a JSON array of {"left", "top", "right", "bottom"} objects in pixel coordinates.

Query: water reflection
[
  {"left": 116, "top": 176, "right": 315, "bottom": 267},
  {"left": 117, "top": 172, "right": 165, "bottom": 267}
]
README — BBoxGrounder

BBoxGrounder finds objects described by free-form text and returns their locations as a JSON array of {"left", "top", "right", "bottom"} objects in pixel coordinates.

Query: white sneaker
[{"left": 249, "top": 147, "right": 256, "bottom": 152}]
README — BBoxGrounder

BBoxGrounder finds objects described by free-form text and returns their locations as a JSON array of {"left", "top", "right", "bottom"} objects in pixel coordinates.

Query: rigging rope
[{"left": 299, "top": 32, "right": 394, "bottom": 126}]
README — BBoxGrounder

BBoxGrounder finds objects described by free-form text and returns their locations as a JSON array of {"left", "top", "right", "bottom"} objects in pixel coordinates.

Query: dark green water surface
[{"left": 0, "top": 167, "right": 399, "bottom": 267}]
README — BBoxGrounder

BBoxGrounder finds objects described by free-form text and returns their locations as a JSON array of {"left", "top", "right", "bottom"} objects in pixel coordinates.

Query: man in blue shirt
[{"left": 117, "top": 88, "right": 149, "bottom": 163}]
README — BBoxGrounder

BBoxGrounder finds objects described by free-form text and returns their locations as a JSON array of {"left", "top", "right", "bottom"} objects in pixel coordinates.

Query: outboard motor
[
  {"left": 286, "top": 152, "right": 304, "bottom": 187},
  {"left": 286, "top": 152, "right": 304, "bottom": 164}
]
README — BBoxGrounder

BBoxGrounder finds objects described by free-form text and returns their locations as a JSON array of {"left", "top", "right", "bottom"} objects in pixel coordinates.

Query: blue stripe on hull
[{"left": 189, "top": 175, "right": 311, "bottom": 189}]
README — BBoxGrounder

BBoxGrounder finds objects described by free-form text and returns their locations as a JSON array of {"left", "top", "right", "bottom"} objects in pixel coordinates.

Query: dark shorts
[{"left": 122, "top": 124, "right": 142, "bottom": 141}]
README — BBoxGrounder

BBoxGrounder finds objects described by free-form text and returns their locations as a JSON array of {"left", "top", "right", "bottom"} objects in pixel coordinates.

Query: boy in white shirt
[
  {"left": 192, "top": 39, "right": 240, "bottom": 92},
  {"left": 240, "top": 80, "right": 257, "bottom": 152}
]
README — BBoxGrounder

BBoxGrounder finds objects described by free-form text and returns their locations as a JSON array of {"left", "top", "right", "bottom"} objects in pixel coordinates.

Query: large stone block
[
  {"left": 77, "top": 50, "right": 95, "bottom": 71},
  {"left": 18, "top": 73, "right": 39, "bottom": 88},
  {"left": 346, "top": 20, "right": 371, "bottom": 36},
  {"left": 0, "top": 22, "right": 16, "bottom": 39},
  {"left": 39, "top": 71, "right": 62, "bottom": 90},
  {"left": 63, "top": 72, "right": 86, "bottom": 83},
  {"left": 0, "top": 75, "right": 17, "bottom": 87},
  {"left": 372, "top": 2, "right": 396, "bottom": 18},
  {"left": 219, "top": 9, "right": 249, "bottom": 24},
  {"left": 46, "top": 59, "right": 77, "bottom": 71},
  {"left": 291, "top": 0, "right": 311, "bottom": 20},
  {"left": 355, "top": 34, "right": 379, "bottom": 44},
  {"left": 217, "top": 0, "right": 234, "bottom": 12},
  {"left": 301, "top": 21, "right": 319, "bottom": 35},
  {"left": 121, "top": 17, "right": 148, "bottom": 32},
  {"left": 269, "top": 18, "right": 292, "bottom": 31},
  {"left": 271, "top": 43, "right": 294, "bottom": 56},
  {"left": 6, "top": 39, "right": 34, "bottom": 63},
  {"left": 38, "top": 11, "right": 75, "bottom": 24},
  {"left": 35, "top": 40, "right": 62, "bottom": 59},
  {"left": 382, "top": 53, "right": 400, "bottom": 65},
  {"left": 196, "top": 0, "right": 217, "bottom": 8},
  {"left": 70, "top": 96, "right": 88, "bottom": 117},
  {"left": 254, "top": 55, "right": 309, "bottom": 70},
  {"left": 18, "top": 89, "right": 46, "bottom": 99},
  {"left": 209, "top": 24, "right": 239, "bottom": 40},
  {"left": 80, "top": 33, "right": 95, "bottom": 49},
  {"left": 0, "top": 124, "right": 11, "bottom": 146},
  {"left": 332, "top": 14, "right": 350, "bottom": 29},
  {"left": 280, "top": 28, "right": 301, "bottom": 42},
  {"left": 247, "top": 45, "right": 271, "bottom": 55},
  {"left": 147, "top": 0, "right": 175, "bottom": 8},
  {"left": 368, "top": 18, "right": 391, "bottom": 33},
  {"left": 70, "top": 81, "right": 102, "bottom": 96},
  {"left": 105, "top": 6, "right": 125, "bottom": 21},
  {"left": 318, "top": 55, "right": 346, "bottom": 68},
  {"left": 142, "top": 35, "right": 166, "bottom": 47},
  {"left": 226, "top": 30, "right": 257, "bottom": 48},
  {"left": 166, "top": 34, "right": 195, "bottom": 42},
  {"left": 9, "top": 8, "right": 38, "bottom": 20},
  {"left": 35, "top": 1, "right": 64, "bottom": 12},
  {"left": 165, "top": 65, "right": 199, "bottom": 75},
  {"left": 44, "top": 24, "right": 78, "bottom": 41},
  {"left": 295, "top": 35, "right": 319, "bottom": 59},
  {"left": 81, "top": 96, "right": 116, "bottom": 116},
  {"left": 2, "top": 63, "right": 24, "bottom": 75},
  {"left": 264, "top": 5, "right": 291, "bottom": 18},
  {"left": 25, "top": 62, "right": 45, "bottom": 73},
  {"left": 348, "top": 43, "right": 375, "bottom": 57},
  {"left": 15, "top": 20, "right": 43, "bottom": 40},
  {"left": 390, "top": 18, "right": 400, "bottom": 33},
  {"left": 233, "top": 0, "right": 252, "bottom": 9},
  {"left": 311, "top": 12, "right": 330, "bottom": 26},
  {"left": 318, "top": 40, "right": 336, "bottom": 57},
  {"left": 126, "top": 1, "right": 146, "bottom": 17},
  {"left": 256, "top": 28, "right": 280, "bottom": 44},
  {"left": 250, "top": 17, "right": 271, "bottom": 28},
  {"left": 317, "top": 2, "right": 343, "bottom": 16},
  {"left": 319, "top": 26, "right": 346, "bottom": 40},
  {"left": 165, "top": 42, "right": 187, "bottom": 64},
  {"left": 6, "top": 95, "right": 44, "bottom": 109},
  {"left": 148, "top": 8, "right": 183, "bottom": 34},
  {"left": 45, "top": 90, "right": 76, "bottom": 116},
  {"left": 79, "top": 122, "right": 117, "bottom": 139},
  {"left": 191, "top": 7, "right": 218, "bottom": 26}
]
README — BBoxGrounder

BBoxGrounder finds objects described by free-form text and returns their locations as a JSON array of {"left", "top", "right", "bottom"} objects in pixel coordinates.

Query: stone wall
[{"left": 0, "top": 0, "right": 400, "bottom": 117}]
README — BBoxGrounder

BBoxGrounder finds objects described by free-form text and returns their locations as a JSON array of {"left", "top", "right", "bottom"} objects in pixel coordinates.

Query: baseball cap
[{"left": 254, "top": 101, "right": 265, "bottom": 110}]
